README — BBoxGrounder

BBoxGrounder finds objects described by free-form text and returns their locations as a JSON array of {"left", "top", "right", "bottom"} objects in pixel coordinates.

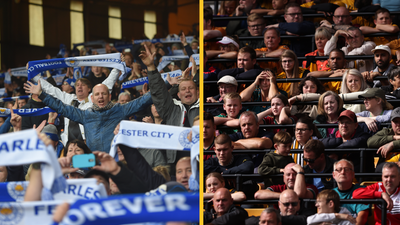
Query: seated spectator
[
  {"left": 302, "top": 27, "right": 332, "bottom": 72},
  {"left": 303, "top": 140, "right": 336, "bottom": 191},
  {"left": 206, "top": 36, "right": 239, "bottom": 60},
  {"left": 360, "top": 8, "right": 399, "bottom": 46},
  {"left": 226, "top": 0, "right": 263, "bottom": 35},
  {"left": 204, "top": 6, "right": 225, "bottom": 41},
  {"left": 332, "top": 159, "right": 370, "bottom": 225},
  {"left": 367, "top": 107, "right": 400, "bottom": 164},
  {"left": 353, "top": 162, "right": 400, "bottom": 225},
  {"left": 204, "top": 133, "right": 254, "bottom": 175},
  {"left": 292, "top": 116, "right": 321, "bottom": 167},
  {"left": 240, "top": 69, "right": 287, "bottom": 114},
  {"left": 258, "top": 94, "right": 296, "bottom": 135},
  {"left": 204, "top": 188, "right": 249, "bottom": 225},
  {"left": 258, "top": 131, "right": 294, "bottom": 187},
  {"left": 255, "top": 163, "right": 318, "bottom": 200},
  {"left": 63, "top": 139, "right": 92, "bottom": 158},
  {"left": 217, "top": 46, "right": 262, "bottom": 80},
  {"left": 307, "top": 189, "right": 356, "bottom": 225},
  {"left": 266, "top": 3, "right": 315, "bottom": 56},
  {"left": 320, "top": 110, "right": 371, "bottom": 172},
  {"left": 118, "top": 92, "right": 131, "bottom": 105},
  {"left": 236, "top": 13, "right": 266, "bottom": 49},
  {"left": 204, "top": 48, "right": 222, "bottom": 82},
  {"left": 289, "top": 76, "right": 326, "bottom": 119},
  {"left": 362, "top": 45, "right": 395, "bottom": 87},
  {"left": 255, "top": 28, "right": 289, "bottom": 75},
  {"left": 324, "top": 27, "right": 376, "bottom": 72},
  {"left": 308, "top": 49, "right": 347, "bottom": 93},
  {"left": 214, "top": 93, "right": 243, "bottom": 134},
  {"left": 277, "top": 50, "right": 310, "bottom": 98},
  {"left": 250, "top": 0, "right": 287, "bottom": 16},
  {"left": 206, "top": 75, "right": 239, "bottom": 116},
  {"left": 340, "top": 69, "right": 368, "bottom": 113},
  {"left": 320, "top": 7, "right": 353, "bottom": 34},
  {"left": 381, "top": 66, "right": 400, "bottom": 99},
  {"left": 204, "top": 172, "right": 246, "bottom": 202},
  {"left": 356, "top": 88, "right": 393, "bottom": 133},
  {"left": 204, "top": 112, "right": 217, "bottom": 160},
  {"left": 218, "top": 0, "right": 237, "bottom": 16},
  {"left": 258, "top": 208, "right": 282, "bottom": 225}
]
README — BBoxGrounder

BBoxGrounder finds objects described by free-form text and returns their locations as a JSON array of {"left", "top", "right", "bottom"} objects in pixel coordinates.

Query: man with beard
[{"left": 362, "top": 45, "right": 394, "bottom": 87}]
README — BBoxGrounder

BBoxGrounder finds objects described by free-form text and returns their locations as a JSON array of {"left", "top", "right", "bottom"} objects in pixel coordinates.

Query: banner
[
  {"left": 109, "top": 121, "right": 192, "bottom": 159},
  {"left": 10, "top": 67, "right": 28, "bottom": 77},
  {"left": 0, "top": 129, "right": 66, "bottom": 199},
  {"left": 27, "top": 53, "right": 125, "bottom": 81},
  {"left": 132, "top": 36, "right": 194, "bottom": 44},
  {"left": 0, "top": 179, "right": 107, "bottom": 202},
  {"left": 121, "top": 70, "right": 182, "bottom": 90},
  {"left": 0, "top": 200, "right": 66, "bottom": 225},
  {"left": 59, "top": 193, "right": 199, "bottom": 225},
  {"left": 189, "top": 125, "right": 199, "bottom": 192}
]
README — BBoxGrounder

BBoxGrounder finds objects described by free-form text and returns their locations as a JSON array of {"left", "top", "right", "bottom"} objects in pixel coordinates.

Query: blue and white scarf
[
  {"left": 188, "top": 54, "right": 200, "bottom": 68},
  {"left": 189, "top": 125, "right": 199, "bottom": 192},
  {"left": 27, "top": 53, "right": 125, "bottom": 81},
  {"left": 121, "top": 70, "right": 182, "bottom": 90},
  {"left": 133, "top": 36, "right": 194, "bottom": 44},
  {"left": 157, "top": 56, "right": 188, "bottom": 71},
  {"left": 0, "top": 107, "right": 56, "bottom": 117},
  {"left": 59, "top": 192, "right": 199, "bottom": 225},
  {"left": 0, "top": 129, "right": 66, "bottom": 200},
  {"left": 109, "top": 121, "right": 192, "bottom": 159},
  {"left": 0, "top": 178, "right": 107, "bottom": 202}
]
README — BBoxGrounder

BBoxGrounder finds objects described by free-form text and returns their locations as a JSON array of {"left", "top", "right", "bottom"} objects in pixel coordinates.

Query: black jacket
[
  {"left": 204, "top": 154, "right": 254, "bottom": 175},
  {"left": 21, "top": 99, "right": 50, "bottom": 130},
  {"left": 304, "top": 155, "right": 336, "bottom": 190},
  {"left": 204, "top": 204, "right": 248, "bottom": 225}
]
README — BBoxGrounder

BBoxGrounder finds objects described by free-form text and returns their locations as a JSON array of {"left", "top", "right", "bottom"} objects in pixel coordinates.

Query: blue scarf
[
  {"left": 121, "top": 70, "right": 182, "bottom": 90},
  {"left": 0, "top": 107, "right": 55, "bottom": 117}
]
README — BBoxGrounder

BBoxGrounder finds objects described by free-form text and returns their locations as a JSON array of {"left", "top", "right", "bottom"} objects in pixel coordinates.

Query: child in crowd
[
  {"left": 307, "top": 190, "right": 356, "bottom": 225},
  {"left": 257, "top": 94, "right": 296, "bottom": 135},
  {"left": 214, "top": 93, "right": 243, "bottom": 134},
  {"left": 258, "top": 131, "right": 294, "bottom": 187}
]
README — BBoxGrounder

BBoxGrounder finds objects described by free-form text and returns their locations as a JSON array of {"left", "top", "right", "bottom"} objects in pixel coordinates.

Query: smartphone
[{"left": 72, "top": 154, "right": 95, "bottom": 168}]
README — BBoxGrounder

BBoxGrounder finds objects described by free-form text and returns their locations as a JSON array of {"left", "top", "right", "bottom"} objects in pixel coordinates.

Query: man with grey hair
[
  {"left": 259, "top": 208, "right": 281, "bottom": 225},
  {"left": 353, "top": 162, "right": 400, "bottom": 224},
  {"left": 332, "top": 159, "right": 370, "bottom": 225},
  {"left": 229, "top": 111, "right": 273, "bottom": 150},
  {"left": 118, "top": 92, "right": 131, "bottom": 105}
]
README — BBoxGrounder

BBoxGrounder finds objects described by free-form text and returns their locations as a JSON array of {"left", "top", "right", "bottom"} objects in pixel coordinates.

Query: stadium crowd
[
  {"left": 0, "top": 31, "right": 199, "bottom": 224},
  {"left": 204, "top": 0, "right": 400, "bottom": 225}
]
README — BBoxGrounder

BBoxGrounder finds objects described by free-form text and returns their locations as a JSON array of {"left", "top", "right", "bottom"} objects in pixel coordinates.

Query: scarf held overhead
[
  {"left": 27, "top": 53, "right": 125, "bottom": 81},
  {"left": 121, "top": 70, "right": 182, "bottom": 90}
]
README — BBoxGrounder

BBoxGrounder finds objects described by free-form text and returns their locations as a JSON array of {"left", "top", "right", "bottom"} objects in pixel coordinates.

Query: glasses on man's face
[
  {"left": 286, "top": 13, "right": 302, "bottom": 17},
  {"left": 280, "top": 201, "right": 298, "bottom": 207},
  {"left": 304, "top": 158, "right": 317, "bottom": 163},
  {"left": 295, "top": 128, "right": 310, "bottom": 133},
  {"left": 248, "top": 24, "right": 264, "bottom": 29},
  {"left": 334, "top": 167, "right": 353, "bottom": 173}
]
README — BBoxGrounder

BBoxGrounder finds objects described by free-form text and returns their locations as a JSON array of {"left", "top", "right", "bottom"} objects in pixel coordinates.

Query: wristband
[
  {"left": 297, "top": 172, "right": 305, "bottom": 175},
  {"left": 48, "top": 122, "right": 54, "bottom": 125}
]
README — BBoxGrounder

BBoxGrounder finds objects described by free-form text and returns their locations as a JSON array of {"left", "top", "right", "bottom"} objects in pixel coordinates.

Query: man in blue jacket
[
  {"left": 265, "top": 3, "right": 315, "bottom": 56},
  {"left": 24, "top": 81, "right": 152, "bottom": 153}
]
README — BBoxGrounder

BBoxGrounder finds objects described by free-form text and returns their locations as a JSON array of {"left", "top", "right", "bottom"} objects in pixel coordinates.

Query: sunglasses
[
  {"left": 304, "top": 158, "right": 316, "bottom": 163},
  {"left": 280, "top": 201, "right": 299, "bottom": 207}
]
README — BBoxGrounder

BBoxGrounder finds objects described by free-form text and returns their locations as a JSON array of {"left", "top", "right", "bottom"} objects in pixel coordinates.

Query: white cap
[
  {"left": 217, "top": 75, "right": 238, "bottom": 86},
  {"left": 217, "top": 36, "right": 239, "bottom": 49},
  {"left": 371, "top": 45, "right": 391, "bottom": 55}
]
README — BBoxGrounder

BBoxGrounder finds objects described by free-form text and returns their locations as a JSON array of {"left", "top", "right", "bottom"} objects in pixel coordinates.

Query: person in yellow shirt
[{"left": 277, "top": 50, "right": 310, "bottom": 97}]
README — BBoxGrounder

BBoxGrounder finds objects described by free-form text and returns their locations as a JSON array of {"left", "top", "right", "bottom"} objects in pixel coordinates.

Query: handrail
[
  {"left": 204, "top": 76, "right": 388, "bottom": 84},
  {"left": 220, "top": 173, "right": 380, "bottom": 178},
  {"left": 207, "top": 55, "right": 375, "bottom": 62},
  {"left": 203, "top": 148, "right": 391, "bottom": 154}
]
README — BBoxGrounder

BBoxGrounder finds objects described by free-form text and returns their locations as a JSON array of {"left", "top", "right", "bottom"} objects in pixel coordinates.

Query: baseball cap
[
  {"left": 391, "top": 107, "right": 400, "bottom": 121},
  {"left": 358, "top": 88, "right": 386, "bottom": 100},
  {"left": 371, "top": 45, "right": 391, "bottom": 55},
  {"left": 217, "top": 36, "right": 239, "bottom": 49},
  {"left": 217, "top": 75, "right": 238, "bottom": 86},
  {"left": 41, "top": 124, "right": 59, "bottom": 142},
  {"left": 338, "top": 110, "right": 357, "bottom": 123}
]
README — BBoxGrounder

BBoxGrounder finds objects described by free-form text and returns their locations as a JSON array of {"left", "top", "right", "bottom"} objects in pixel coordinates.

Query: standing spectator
[{"left": 87, "top": 66, "right": 106, "bottom": 87}]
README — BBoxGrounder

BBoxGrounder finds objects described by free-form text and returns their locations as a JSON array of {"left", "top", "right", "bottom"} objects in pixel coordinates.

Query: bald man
[
  {"left": 255, "top": 163, "right": 318, "bottom": 200},
  {"left": 204, "top": 188, "right": 248, "bottom": 225},
  {"left": 25, "top": 82, "right": 153, "bottom": 153}
]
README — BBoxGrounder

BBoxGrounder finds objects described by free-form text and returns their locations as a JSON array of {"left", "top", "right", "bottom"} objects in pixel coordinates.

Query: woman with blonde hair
[
  {"left": 314, "top": 91, "right": 344, "bottom": 138},
  {"left": 277, "top": 50, "right": 310, "bottom": 97},
  {"left": 340, "top": 69, "right": 369, "bottom": 113},
  {"left": 303, "top": 27, "right": 332, "bottom": 71},
  {"left": 204, "top": 172, "right": 246, "bottom": 202}
]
